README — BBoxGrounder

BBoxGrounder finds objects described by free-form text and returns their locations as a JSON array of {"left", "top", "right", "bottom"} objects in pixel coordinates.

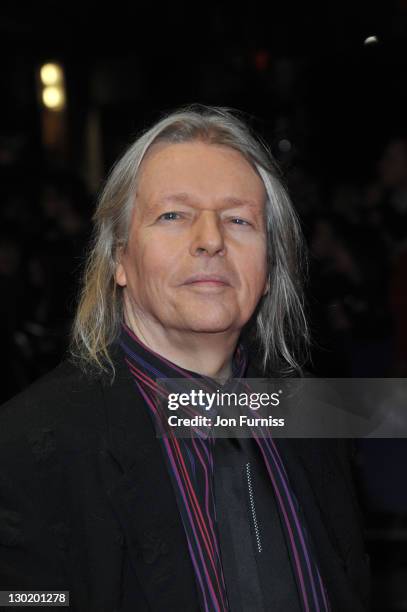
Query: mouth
[
  {"left": 183, "top": 274, "right": 231, "bottom": 286},
  {"left": 188, "top": 280, "right": 227, "bottom": 286},
  {"left": 183, "top": 280, "right": 230, "bottom": 293}
]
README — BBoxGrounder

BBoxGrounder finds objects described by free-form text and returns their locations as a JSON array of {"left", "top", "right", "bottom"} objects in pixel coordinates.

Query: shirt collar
[{"left": 119, "top": 321, "right": 249, "bottom": 384}]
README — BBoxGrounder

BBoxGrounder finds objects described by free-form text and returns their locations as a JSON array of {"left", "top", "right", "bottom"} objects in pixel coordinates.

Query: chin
[
  {"left": 179, "top": 315, "right": 239, "bottom": 334},
  {"left": 190, "top": 325, "right": 232, "bottom": 334}
]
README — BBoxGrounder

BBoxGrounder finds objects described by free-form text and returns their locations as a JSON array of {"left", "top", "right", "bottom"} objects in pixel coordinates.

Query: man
[{"left": 0, "top": 106, "right": 370, "bottom": 611}]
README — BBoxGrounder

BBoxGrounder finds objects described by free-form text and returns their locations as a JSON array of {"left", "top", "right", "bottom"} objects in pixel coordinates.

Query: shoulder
[{"left": 0, "top": 355, "right": 119, "bottom": 462}]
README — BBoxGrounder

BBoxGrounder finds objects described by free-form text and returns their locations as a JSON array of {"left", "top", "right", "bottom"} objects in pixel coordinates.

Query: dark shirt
[{"left": 214, "top": 436, "right": 302, "bottom": 612}]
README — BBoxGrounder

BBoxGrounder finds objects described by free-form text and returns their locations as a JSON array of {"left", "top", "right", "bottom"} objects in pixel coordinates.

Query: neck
[{"left": 122, "top": 306, "right": 240, "bottom": 385}]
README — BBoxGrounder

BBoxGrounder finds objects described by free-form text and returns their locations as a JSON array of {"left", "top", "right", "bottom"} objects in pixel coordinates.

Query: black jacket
[{"left": 0, "top": 343, "right": 371, "bottom": 611}]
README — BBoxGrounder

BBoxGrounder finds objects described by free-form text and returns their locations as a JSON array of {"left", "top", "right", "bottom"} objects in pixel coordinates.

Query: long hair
[{"left": 70, "top": 105, "right": 309, "bottom": 380}]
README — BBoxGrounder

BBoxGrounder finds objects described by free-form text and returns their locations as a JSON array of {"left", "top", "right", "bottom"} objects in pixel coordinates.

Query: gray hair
[{"left": 70, "top": 104, "right": 309, "bottom": 379}]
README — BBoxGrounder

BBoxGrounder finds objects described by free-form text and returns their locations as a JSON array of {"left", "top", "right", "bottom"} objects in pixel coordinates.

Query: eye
[
  {"left": 158, "top": 211, "right": 181, "bottom": 221},
  {"left": 230, "top": 217, "right": 251, "bottom": 226}
]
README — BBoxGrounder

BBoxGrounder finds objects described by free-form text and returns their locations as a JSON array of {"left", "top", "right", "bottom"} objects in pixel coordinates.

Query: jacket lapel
[
  {"left": 100, "top": 342, "right": 200, "bottom": 611},
  {"left": 274, "top": 437, "right": 367, "bottom": 611}
]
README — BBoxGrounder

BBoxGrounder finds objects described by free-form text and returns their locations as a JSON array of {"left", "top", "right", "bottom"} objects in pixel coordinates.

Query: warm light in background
[
  {"left": 38, "top": 62, "right": 66, "bottom": 111},
  {"left": 40, "top": 63, "right": 63, "bottom": 86},
  {"left": 42, "top": 86, "right": 65, "bottom": 110},
  {"left": 37, "top": 61, "right": 67, "bottom": 154}
]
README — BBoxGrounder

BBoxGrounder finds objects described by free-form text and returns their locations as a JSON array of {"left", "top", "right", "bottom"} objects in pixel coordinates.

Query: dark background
[{"left": 1, "top": 2, "right": 407, "bottom": 609}]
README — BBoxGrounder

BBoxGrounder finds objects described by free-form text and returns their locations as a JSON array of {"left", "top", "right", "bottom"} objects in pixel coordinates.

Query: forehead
[{"left": 135, "top": 140, "right": 266, "bottom": 203}]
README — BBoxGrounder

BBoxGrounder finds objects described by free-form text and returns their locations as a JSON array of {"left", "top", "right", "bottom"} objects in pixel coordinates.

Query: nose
[{"left": 189, "top": 211, "right": 226, "bottom": 257}]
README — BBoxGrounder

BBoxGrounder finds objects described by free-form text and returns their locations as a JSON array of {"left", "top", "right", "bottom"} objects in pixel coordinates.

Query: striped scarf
[{"left": 119, "top": 322, "right": 330, "bottom": 612}]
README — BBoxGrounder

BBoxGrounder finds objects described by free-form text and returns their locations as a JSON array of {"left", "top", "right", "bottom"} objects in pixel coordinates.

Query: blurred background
[{"left": 0, "top": 2, "right": 406, "bottom": 609}]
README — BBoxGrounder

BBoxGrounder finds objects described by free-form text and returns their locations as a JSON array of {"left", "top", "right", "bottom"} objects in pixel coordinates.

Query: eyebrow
[{"left": 154, "top": 192, "right": 262, "bottom": 211}]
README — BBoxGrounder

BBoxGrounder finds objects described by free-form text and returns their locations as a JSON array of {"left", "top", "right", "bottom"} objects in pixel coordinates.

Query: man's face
[{"left": 115, "top": 140, "right": 269, "bottom": 338}]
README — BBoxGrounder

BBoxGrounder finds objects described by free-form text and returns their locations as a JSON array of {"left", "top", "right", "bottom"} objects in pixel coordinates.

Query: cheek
[
  {"left": 238, "top": 246, "right": 268, "bottom": 291},
  {"left": 133, "top": 242, "right": 176, "bottom": 291},
  {"left": 146, "top": 251, "right": 174, "bottom": 282}
]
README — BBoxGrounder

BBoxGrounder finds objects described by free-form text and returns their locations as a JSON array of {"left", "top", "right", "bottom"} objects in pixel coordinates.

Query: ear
[{"left": 114, "top": 246, "right": 127, "bottom": 287}]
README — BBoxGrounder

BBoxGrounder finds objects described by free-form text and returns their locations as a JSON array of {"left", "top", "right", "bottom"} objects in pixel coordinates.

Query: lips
[{"left": 183, "top": 274, "right": 231, "bottom": 285}]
